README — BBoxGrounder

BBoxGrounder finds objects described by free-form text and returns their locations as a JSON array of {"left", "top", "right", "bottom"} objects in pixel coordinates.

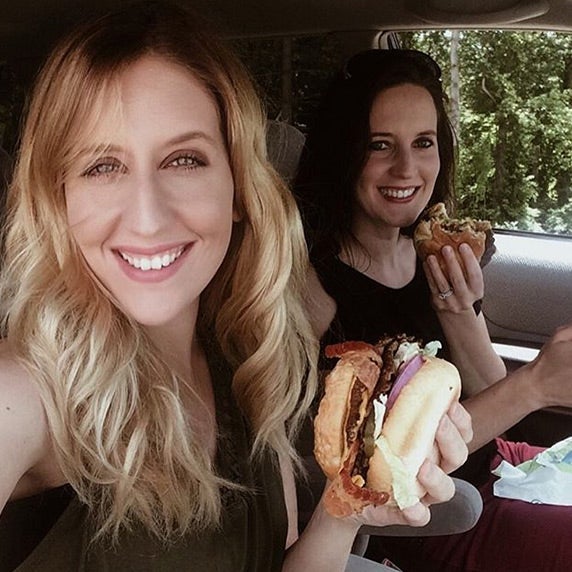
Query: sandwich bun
[
  {"left": 314, "top": 340, "right": 461, "bottom": 517},
  {"left": 414, "top": 202, "right": 494, "bottom": 277},
  {"left": 313, "top": 343, "right": 381, "bottom": 480},
  {"left": 366, "top": 356, "right": 461, "bottom": 509}
]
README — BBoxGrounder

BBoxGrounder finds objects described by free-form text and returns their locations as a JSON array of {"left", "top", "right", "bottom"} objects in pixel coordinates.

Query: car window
[
  {"left": 402, "top": 30, "right": 572, "bottom": 236},
  {"left": 234, "top": 30, "right": 572, "bottom": 237},
  {"left": 232, "top": 35, "right": 346, "bottom": 128}
]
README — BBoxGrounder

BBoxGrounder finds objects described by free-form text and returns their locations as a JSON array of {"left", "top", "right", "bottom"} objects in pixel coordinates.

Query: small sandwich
[
  {"left": 413, "top": 202, "right": 495, "bottom": 277},
  {"left": 313, "top": 335, "right": 461, "bottom": 517}
]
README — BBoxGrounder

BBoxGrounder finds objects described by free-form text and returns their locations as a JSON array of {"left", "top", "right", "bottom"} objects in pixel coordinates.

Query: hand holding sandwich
[
  {"left": 288, "top": 390, "right": 471, "bottom": 572},
  {"left": 424, "top": 243, "right": 484, "bottom": 313},
  {"left": 414, "top": 202, "right": 494, "bottom": 278},
  {"left": 415, "top": 203, "right": 491, "bottom": 314},
  {"left": 413, "top": 203, "right": 507, "bottom": 394},
  {"left": 313, "top": 337, "right": 471, "bottom": 522},
  {"left": 343, "top": 401, "right": 472, "bottom": 528}
]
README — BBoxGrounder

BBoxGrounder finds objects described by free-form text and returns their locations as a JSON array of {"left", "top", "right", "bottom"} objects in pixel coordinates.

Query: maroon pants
[{"left": 366, "top": 438, "right": 571, "bottom": 572}]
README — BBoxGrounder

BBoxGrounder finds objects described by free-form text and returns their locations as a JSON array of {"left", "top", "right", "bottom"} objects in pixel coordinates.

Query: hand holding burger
[
  {"left": 413, "top": 203, "right": 494, "bottom": 280},
  {"left": 314, "top": 335, "right": 462, "bottom": 518}
]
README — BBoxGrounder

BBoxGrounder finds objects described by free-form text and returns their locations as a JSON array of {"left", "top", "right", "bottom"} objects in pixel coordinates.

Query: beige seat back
[{"left": 265, "top": 120, "right": 305, "bottom": 184}]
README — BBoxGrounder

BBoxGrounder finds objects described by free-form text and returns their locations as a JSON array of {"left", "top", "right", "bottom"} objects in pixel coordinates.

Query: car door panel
[
  {"left": 483, "top": 230, "right": 572, "bottom": 445},
  {"left": 483, "top": 230, "right": 572, "bottom": 346}
]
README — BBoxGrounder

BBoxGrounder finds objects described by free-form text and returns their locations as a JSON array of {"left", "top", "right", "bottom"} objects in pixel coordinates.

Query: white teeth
[
  {"left": 379, "top": 187, "right": 417, "bottom": 199},
  {"left": 120, "top": 246, "right": 184, "bottom": 271}
]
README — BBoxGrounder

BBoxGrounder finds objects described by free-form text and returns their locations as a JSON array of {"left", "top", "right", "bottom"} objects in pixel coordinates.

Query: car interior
[{"left": 2, "top": 1, "right": 572, "bottom": 570}]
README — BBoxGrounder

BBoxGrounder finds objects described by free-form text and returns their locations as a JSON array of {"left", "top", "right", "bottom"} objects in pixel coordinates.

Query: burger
[
  {"left": 413, "top": 202, "right": 495, "bottom": 278},
  {"left": 313, "top": 335, "right": 461, "bottom": 517}
]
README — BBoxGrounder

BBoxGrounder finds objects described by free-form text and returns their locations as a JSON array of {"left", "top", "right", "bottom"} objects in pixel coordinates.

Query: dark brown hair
[{"left": 295, "top": 49, "right": 456, "bottom": 265}]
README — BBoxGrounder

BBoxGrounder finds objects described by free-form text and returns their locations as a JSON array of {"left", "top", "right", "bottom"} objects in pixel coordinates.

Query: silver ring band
[{"left": 438, "top": 288, "right": 454, "bottom": 300}]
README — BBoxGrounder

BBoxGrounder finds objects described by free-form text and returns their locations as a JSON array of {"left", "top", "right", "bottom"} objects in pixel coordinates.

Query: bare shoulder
[
  {"left": 305, "top": 265, "right": 337, "bottom": 339},
  {"left": 0, "top": 340, "right": 49, "bottom": 509}
]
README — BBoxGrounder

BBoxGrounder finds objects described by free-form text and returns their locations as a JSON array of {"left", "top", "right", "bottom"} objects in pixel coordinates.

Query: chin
[
  {"left": 386, "top": 214, "right": 420, "bottom": 230},
  {"left": 117, "top": 297, "right": 196, "bottom": 331}
]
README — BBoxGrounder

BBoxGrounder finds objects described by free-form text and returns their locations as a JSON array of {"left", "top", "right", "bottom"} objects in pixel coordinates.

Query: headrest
[{"left": 266, "top": 120, "right": 306, "bottom": 184}]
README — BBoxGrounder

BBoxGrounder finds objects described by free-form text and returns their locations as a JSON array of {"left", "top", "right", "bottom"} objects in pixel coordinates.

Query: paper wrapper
[{"left": 492, "top": 436, "right": 572, "bottom": 505}]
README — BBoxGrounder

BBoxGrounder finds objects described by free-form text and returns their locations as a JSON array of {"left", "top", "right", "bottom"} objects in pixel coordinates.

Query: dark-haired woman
[{"left": 297, "top": 49, "right": 572, "bottom": 572}]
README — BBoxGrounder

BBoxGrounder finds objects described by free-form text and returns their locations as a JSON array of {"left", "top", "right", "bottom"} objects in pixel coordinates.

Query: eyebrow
[
  {"left": 370, "top": 130, "right": 438, "bottom": 137},
  {"left": 77, "top": 130, "right": 219, "bottom": 157},
  {"left": 165, "top": 130, "right": 219, "bottom": 147}
]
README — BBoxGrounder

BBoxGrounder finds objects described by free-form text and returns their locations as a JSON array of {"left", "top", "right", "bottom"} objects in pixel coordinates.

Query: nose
[
  {"left": 389, "top": 147, "right": 416, "bottom": 178},
  {"left": 124, "top": 173, "right": 173, "bottom": 236}
]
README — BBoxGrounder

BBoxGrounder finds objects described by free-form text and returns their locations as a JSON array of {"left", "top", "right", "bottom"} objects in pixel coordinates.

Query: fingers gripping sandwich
[
  {"left": 314, "top": 336, "right": 461, "bottom": 517},
  {"left": 413, "top": 202, "right": 495, "bottom": 277}
]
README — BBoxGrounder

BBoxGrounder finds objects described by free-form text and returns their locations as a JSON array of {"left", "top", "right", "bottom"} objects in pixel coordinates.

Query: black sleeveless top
[
  {"left": 317, "top": 255, "right": 451, "bottom": 362},
  {"left": 0, "top": 348, "right": 288, "bottom": 571},
  {"left": 315, "top": 255, "right": 495, "bottom": 486}
]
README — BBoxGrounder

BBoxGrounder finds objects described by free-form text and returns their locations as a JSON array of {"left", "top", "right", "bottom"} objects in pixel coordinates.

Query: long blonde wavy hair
[{"left": 0, "top": 0, "right": 318, "bottom": 542}]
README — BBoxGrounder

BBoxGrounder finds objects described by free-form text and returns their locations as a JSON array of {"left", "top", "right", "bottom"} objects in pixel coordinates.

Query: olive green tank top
[{"left": 0, "top": 349, "right": 288, "bottom": 571}]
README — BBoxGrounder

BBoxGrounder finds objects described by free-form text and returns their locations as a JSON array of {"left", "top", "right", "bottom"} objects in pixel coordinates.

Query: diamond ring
[{"left": 438, "top": 288, "right": 454, "bottom": 300}]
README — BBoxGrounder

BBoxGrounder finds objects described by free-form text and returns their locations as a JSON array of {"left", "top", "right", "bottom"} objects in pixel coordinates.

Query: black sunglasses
[{"left": 343, "top": 49, "right": 442, "bottom": 82}]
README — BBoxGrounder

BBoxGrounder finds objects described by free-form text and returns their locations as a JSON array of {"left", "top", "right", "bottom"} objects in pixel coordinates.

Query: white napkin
[{"left": 492, "top": 436, "right": 572, "bottom": 505}]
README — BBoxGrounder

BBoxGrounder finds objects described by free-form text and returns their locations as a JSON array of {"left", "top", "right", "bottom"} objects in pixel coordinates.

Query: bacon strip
[
  {"left": 325, "top": 341, "right": 377, "bottom": 358},
  {"left": 324, "top": 442, "right": 390, "bottom": 517}
]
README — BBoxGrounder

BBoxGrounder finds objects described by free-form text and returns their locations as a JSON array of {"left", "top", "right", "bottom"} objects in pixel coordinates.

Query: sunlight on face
[{"left": 65, "top": 55, "right": 236, "bottom": 335}]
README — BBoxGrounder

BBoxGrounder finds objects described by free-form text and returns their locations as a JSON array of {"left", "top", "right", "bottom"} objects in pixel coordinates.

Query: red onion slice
[{"left": 386, "top": 354, "right": 424, "bottom": 411}]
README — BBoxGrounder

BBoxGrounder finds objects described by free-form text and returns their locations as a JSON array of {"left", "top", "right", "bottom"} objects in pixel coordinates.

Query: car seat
[{"left": 266, "top": 119, "right": 306, "bottom": 184}]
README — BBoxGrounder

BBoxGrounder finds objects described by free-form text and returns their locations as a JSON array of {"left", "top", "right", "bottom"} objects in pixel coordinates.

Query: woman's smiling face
[
  {"left": 353, "top": 82, "right": 440, "bottom": 233},
  {"left": 65, "top": 55, "right": 236, "bottom": 331}
]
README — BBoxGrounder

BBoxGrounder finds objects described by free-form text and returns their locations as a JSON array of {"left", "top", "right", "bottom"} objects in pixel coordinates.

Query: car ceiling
[{"left": 2, "top": 0, "right": 572, "bottom": 63}]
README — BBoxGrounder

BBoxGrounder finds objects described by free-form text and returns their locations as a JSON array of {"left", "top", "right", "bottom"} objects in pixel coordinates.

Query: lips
[{"left": 118, "top": 245, "right": 186, "bottom": 272}]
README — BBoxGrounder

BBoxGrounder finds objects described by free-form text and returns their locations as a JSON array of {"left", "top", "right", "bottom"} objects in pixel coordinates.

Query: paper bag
[{"left": 492, "top": 435, "right": 572, "bottom": 505}]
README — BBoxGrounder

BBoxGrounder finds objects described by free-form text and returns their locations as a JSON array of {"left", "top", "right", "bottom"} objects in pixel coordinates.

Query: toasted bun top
[
  {"left": 413, "top": 202, "right": 493, "bottom": 276},
  {"left": 366, "top": 356, "right": 461, "bottom": 508},
  {"left": 414, "top": 220, "right": 487, "bottom": 261},
  {"left": 313, "top": 340, "right": 462, "bottom": 516},
  {"left": 313, "top": 346, "right": 381, "bottom": 479}
]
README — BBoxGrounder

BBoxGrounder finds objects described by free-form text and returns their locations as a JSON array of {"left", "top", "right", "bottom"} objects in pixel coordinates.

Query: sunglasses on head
[{"left": 343, "top": 49, "right": 442, "bottom": 82}]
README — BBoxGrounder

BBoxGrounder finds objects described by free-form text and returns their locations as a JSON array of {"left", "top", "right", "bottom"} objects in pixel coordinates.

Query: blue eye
[
  {"left": 82, "top": 158, "right": 123, "bottom": 179},
  {"left": 166, "top": 153, "right": 206, "bottom": 170}
]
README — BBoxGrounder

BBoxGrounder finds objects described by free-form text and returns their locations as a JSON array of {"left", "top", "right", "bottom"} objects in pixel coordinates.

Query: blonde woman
[{"left": 0, "top": 2, "right": 470, "bottom": 570}]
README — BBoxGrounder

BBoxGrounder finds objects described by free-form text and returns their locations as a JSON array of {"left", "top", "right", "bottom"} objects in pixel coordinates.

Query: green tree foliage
[
  {"left": 235, "top": 30, "right": 572, "bottom": 234},
  {"left": 232, "top": 35, "right": 344, "bottom": 130},
  {"left": 402, "top": 30, "right": 572, "bottom": 234}
]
